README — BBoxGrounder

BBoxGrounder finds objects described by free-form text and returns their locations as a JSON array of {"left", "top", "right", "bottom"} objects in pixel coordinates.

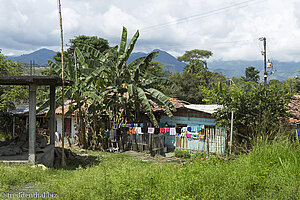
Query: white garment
[
  {"left": 135, "top": 127, "right": 142, "bottom": 134},
  {"left": 181, "top": 127, "right": 187, "bottom": 133},
  {"left": 148, "top": 127, "right": 154, "bottom": 134},
  {"left": 170, "top": 128, "right": 176, "bottom": 135}
]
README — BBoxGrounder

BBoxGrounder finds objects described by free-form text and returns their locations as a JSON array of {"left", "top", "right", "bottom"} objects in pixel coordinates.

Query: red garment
[
  {"left": 160, "top": 128, "right": 166, "bottom": 134},
  {"left": 186, "top": 133, "right": 192, "bottom": 138}
]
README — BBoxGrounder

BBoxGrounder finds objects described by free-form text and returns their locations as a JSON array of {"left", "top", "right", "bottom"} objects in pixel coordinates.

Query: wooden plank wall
[{"left": 119, "top": 133, "right": 165, "bottom": 155}]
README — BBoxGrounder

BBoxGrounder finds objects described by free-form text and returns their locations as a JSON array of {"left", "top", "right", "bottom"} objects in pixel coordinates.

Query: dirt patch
[{"left": 121, "top": 150, "right": 185, "bottom": 163}]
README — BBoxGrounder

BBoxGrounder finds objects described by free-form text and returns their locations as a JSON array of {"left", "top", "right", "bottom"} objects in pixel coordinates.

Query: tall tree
[
  {"left": 241, "top": 66, "right": 260, "bottom": 83},
  {"left": 214, "top": 83, "right": 288, "bottom": 151},
  {"left": 0, "top": 51, "right": 28, "bottom": 112}
]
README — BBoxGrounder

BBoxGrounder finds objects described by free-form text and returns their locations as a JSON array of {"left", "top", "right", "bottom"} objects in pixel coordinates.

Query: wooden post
[
  {"left": 58, "top": 0, "right": 65, "bottom": 166},
  {"left": 206, "top": 126, "right": 210, "bottom": 154},
  {"left": 12, "top": 116, "right": 15, "bottom": 139},
  {"left": 230, "top": 111, "right": 234, "bottom": 154},
  {"left": 28, "top": 83, "right": 37, "bottom": 165}
]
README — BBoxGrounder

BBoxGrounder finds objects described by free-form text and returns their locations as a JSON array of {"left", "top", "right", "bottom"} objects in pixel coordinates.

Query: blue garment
[
  {"left": 106, "top": 131, "right": 110, "bottom": 139},
  {"left": 187, "top": 126, "right": 192, "bottom": 132},
  {"left": 196, "top": 126, "right": 202, "bottom": 133},
  {"left": 191, "top": 126, "right": 197, "bottom": 132}
]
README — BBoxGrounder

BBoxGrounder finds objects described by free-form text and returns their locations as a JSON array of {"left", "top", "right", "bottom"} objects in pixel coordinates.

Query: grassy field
[{"left": 0, "top": 140, "right": 299, "bottom": 200}]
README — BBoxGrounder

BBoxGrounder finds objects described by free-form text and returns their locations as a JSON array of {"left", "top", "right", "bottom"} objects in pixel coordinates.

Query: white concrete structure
[{"left": 56, "top": 115, "right": 77, "bottom": 144}]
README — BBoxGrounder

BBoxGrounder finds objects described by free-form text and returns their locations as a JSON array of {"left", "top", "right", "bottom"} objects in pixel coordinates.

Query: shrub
[{"left": 174, "top": 149, "right": 191, "bottom": 158}]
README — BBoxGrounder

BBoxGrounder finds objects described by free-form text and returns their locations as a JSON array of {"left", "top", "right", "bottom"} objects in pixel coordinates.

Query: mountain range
[
  {"left": 7, "top": 48, "right": 56, "bottom": 66},
  {"left": 6, "top": 48, "right": 299, "bottom": 81}
]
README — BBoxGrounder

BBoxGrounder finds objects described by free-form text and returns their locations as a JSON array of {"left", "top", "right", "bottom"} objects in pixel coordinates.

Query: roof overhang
[
  {"left": 184, "top": 104, "right": 223, "bottom": 114},
  {"left": 0, "top": 76, "right": 73, "bottom": 86}
]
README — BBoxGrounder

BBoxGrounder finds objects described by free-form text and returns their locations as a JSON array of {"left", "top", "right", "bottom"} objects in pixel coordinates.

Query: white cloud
[{"left": 0, "top": 0, "right": 300, "bottom": 62}]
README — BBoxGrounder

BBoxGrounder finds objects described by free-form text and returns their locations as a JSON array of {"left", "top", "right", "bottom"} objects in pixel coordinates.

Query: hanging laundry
[
  {"left": 166, "top": 128, "right": 170, "bottom": 133},
  {"left": 176, "top": 128, "right": 181, "bottom": 134},
  {"left": 160, "top": 128, "right": 166, "bottom": 134},
  {"left": 126, "top": 124, "right": 131, "bottom": 128},
  {"left": 199, "top": 135, "right": 205, "bottom": 140},
  {"left": 191, "top": 126, "right": 197, "bottom": 132},
  {"left": 196, "top": 126, "right": 202, "bottom": 133},
  {"left": 186, "top": 133, "right": 192, "bottom": 138},
  {"left": 130, "top": 124, "right": 134, "bottom": 127},
  {"left": 187, "top": 127, "right": 192, "bottom": 132},
  {"left": 134, "top": 123, "right": 138, "bottom": 127},
  {"left": 135, "top": 127, "right": 142, "bottom": 134},
  {"left": 121, "top": 124, "right": 126, "bottom": 127},
  {"left": 106, "top": 130, "right": 110, "bottom": 138},
  {"left": 181, "top": 127, "right": 188, "bottom": 132},
  {"left": 154, "top": 128, "right": 160, "bottom": 134},
  {"left": 170, "top": 128, "right": 176, "bottom": 135},
  {"left": 148, "top": 127, "right": 154, "bottom": 134},
  {"left": 129, "top": 127, "right": 135, "bottom": 134}
]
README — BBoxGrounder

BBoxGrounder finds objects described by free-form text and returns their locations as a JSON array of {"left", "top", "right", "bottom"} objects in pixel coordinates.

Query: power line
[{"left": 141, "top": 0, "right": 263, "bottom": 32}]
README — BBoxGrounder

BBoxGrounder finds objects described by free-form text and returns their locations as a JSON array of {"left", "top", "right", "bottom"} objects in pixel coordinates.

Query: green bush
[{"left": 174, "top": 149, "right": 191, "bottom": 158}]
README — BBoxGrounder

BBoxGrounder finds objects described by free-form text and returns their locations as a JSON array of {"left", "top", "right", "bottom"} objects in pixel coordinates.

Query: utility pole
[{"left": 259, "top": 37, "right": 267, "bottom": 87}]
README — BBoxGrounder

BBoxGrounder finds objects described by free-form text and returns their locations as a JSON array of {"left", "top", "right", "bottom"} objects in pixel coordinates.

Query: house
[
  {"left": 53, "top": 98, "right": 226, "bottom": 154},
  {"left": 55, "top": 103, "right": 77, "bottom": 143},
  {"left": 153, "top": 98, "right": 226, "bottom": 154}
]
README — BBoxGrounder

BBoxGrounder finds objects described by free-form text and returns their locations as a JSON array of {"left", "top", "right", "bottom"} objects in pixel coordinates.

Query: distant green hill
[
  {"left": 7, "top": 48, "right": 56, "bottom": 66},
  {"left": 128, "top": 49, "right": 186, "bottom": 73}
]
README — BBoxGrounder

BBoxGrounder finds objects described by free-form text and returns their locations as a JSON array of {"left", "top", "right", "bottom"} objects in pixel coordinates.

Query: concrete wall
[{"left": 56, "top": 115, "right": 76, "bottom": 144}]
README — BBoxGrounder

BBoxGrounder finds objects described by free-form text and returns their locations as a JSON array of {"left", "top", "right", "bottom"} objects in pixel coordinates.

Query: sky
[{"left": 1, "top": 0, "right": 300, "bottom": 62}]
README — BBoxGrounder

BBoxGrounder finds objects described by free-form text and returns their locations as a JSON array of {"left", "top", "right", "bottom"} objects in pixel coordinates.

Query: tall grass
[{"left": 1, "top": 140, "right": 299, "bottom": 199}]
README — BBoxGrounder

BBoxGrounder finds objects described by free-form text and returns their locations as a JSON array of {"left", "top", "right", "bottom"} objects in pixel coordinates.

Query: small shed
[
  {"left": 0, "top": 76, "right": 72, "bottom": 166},
  {"left": 155, "top": 101, "right": 226, "bottom": 154}
]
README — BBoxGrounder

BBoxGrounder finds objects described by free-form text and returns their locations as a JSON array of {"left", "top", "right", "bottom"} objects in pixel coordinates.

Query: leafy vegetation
[
  {"left": 174, "top": 149, "right": 191, "bottom": 159},
  {"left": 0, "top": 140, "right": 299, "bottom": 199},
  {"left": 40, "top": 27, "right": 176, "bottom": 149}
]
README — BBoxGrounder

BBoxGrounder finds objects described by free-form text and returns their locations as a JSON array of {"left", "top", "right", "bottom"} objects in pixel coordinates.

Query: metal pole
[{"left": 230, "top": 111, "right": 234, "bottom": 154}]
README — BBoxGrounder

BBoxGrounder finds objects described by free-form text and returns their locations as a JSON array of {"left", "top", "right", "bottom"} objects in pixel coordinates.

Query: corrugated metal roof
[
  {"left": 9, "top": 106, "right": 47, "bottom": 116},
  {"left": 184, "top": 104, "right": 223, "bottom": 114}
]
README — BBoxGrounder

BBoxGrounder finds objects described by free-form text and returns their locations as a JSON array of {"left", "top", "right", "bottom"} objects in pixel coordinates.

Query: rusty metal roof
[
  {"left": 152, "top": 98, "right": 190, "bottom": 112},
  {"left": 288, "top": 95, "right": 300, "bottom": 123}
]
